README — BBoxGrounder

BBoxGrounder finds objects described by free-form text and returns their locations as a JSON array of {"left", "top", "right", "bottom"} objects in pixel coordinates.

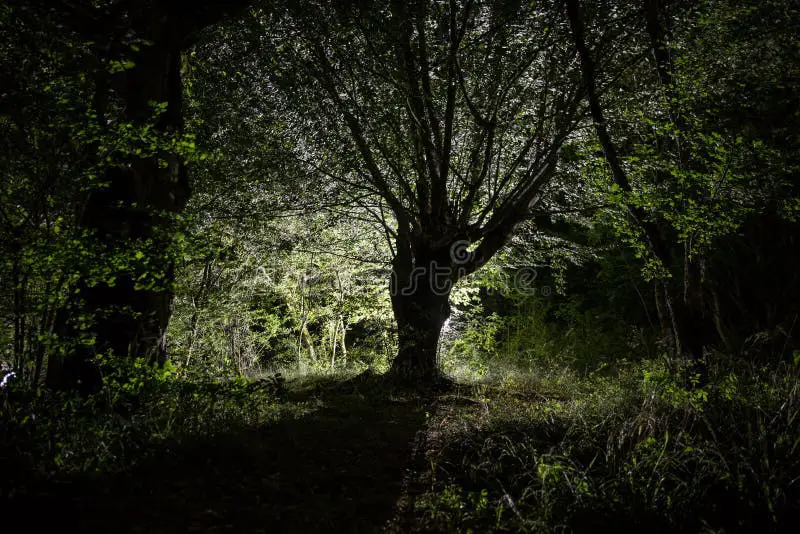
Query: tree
[
  {"left": 1, "top": 3, "right": 104, "bottom": 387},
  {"left": 8, "top": 0, "right": 254, "bottom": 391},
  {"left": 566, "top": 0, "right": 800, "bottom": 380},
  {"left": 256, "top": 0, "right": 587, "bottom": 381}
]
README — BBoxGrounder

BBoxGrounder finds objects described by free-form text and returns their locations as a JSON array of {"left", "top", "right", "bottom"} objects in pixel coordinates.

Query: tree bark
[
  {"left": 387, "top": 237, "right": 454, "bottom": 383},
  {"left": 47, "top": 41, "right": 185, "bottom": 392},
  {"left": 389, "top": 283, "right": 451, "bottom": 382}
]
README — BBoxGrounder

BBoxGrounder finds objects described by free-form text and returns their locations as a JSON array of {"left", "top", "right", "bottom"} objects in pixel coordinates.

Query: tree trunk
[
  {"left": 387, "top": 239, "right": 454, "bottom": 383},
  {"left": 47, "top": 41, "right": 186, "bottom": 392},
  {"left": 339, "top": 317, "right": 348, "bottom": 367},
  {"left": 185, "top": 260, "right": 213, "bottom": 367},
  {"left": 40, "top": 0, "right": 253, "bottom": 392},
  {"left": 644, "top": 0, "right": 711, "bottom": 385},
  {"left": 331, "top": 318, "right": 339, "bottom": 369},
  {"left": 653, "top": 281, "right": 676, "bottom": 355},
  {"left": 566, "top": 0, "right": 708, "bottom": 387},
  {"left": 331, "top": 271, "right": 345, "bottom": 369},
  {"left": 681, "top": 250, "right": 709, "bottom": 385},
  {"left": 389, "top": 285, "right": 451, "bottom": 382}
]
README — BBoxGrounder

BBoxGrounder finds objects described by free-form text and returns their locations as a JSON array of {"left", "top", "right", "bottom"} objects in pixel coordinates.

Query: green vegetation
[
  {"left": 3, "top": 356, "right": 798, "bottom": 531},
  {"left": 406, "top": 358, "right": 800, "bottom": 532}
]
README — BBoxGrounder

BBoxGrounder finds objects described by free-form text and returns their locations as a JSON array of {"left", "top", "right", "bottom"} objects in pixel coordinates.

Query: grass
[
  {"left": 404, "top": 358, "right": 800, "bottom": 533},
  {"left": 1, "top": 357, "right": 799, "bottom": 532}
]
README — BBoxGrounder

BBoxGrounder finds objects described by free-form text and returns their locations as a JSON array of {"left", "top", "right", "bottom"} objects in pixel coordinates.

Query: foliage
[
  {"left": 166, "top": 210, "right": 396, "bottom": 376},
  {"left": 0, "top": 358, "right": 286, "bottom": 493}
]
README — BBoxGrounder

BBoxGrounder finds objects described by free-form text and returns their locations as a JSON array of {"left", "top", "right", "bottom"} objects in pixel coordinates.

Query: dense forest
[{"left": 1, "top": 0, "right": 799, "bottom": 531}]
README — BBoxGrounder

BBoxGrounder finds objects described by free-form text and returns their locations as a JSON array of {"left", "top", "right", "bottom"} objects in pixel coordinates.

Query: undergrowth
[
  {"left": 411, "top": 358, "right": 800, "bottom": 533},
  {"left": 3, "top": 356, "right": 799, "bottom": 533},
  {"left": 0, "top": 357, "right": 293, "bottom": 498}
]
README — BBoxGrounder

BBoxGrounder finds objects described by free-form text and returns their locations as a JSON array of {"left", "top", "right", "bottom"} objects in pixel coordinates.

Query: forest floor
[
  {"left": 4, "top": 372, "right": 431, "bottom": 532},
  {"left": 3, "top": 363, "right": 800, "bottom": 532}
]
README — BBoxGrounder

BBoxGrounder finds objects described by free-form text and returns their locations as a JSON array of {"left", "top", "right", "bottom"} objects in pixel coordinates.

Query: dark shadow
[{"left": 3, "top": 376, "right": 427, "bottom": 533}]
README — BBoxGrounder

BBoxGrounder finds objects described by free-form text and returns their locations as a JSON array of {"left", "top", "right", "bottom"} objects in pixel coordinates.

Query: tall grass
[{"left": 413, "top": 358, "right": 800, "bottom": 532}]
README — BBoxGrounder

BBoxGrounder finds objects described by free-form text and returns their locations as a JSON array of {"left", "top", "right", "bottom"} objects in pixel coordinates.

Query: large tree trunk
[
  {"left": 390, "top": 282, "right": 451, "bottom": 382},
  {"left": 47, "top": 40, "right": 186, "bottom": 392},
  {"left": 387, "top": 238, "right": 454, "bottom": 383},
  {"left": 40, "top": 1, "right": 253, "bottom": 392}
]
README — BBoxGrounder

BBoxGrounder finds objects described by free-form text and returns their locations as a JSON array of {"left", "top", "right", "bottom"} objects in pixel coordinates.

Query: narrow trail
[{"left": 6, "top": 379, "right": 437, "bottom": 533}]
